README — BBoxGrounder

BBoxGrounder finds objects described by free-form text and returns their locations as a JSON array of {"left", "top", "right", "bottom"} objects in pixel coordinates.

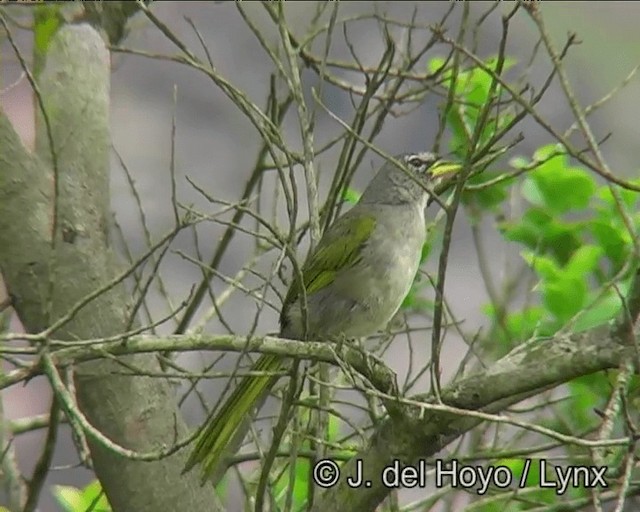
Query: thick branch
[
  {"left": 0, "top": 25, "right": 213, "bottom": 512},
  {"left": 0, "top": 334, "right": 399, "bottom": 402},
  {"left": 0, "top": 308, "right": 633, "bottom": 510},
  {"left": 1, "top": 316, "right": 632, "bottom": 510},
  {"left": 311, "top": 325, "right": 631, "bottom": 511}
]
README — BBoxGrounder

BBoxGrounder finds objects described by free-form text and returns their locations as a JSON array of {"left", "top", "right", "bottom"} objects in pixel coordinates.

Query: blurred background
[{"left": 2, "top": 2, "right": 640, "bottom": 510}]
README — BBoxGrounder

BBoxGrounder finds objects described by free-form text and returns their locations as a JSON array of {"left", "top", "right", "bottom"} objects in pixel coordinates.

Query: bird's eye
[
  {"left": 407, "top": 156, "right": 425, "bottom": 168},
  {"left": 404, "top": 152, "right": 438, "bottom": 173}
]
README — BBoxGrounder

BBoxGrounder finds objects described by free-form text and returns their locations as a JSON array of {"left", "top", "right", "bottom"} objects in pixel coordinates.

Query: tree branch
[
  {"left": 312, "top": 323, "right": 631, "bottom": 511},
  {"left": 0, "top": 24, "right": 214, "bottom": 512}
]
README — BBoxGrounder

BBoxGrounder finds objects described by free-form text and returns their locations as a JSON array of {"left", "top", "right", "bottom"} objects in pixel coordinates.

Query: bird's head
[
  {"left": 360, "top": 151, "right": 462, "bottom": 207},
  {"left": 400, "top": 151, "right": 462, "bottom": 189}
]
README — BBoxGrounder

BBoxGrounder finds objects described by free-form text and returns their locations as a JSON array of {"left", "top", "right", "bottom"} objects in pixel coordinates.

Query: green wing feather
[
  {"left": 185, "top": 210, "right": 376, "bottom": 483},
  {"left": 280, "top": 211, "right": 377, "bottom": 324},
  {"left": 183, "top": 354, "right": 283, "bottom": 483}
]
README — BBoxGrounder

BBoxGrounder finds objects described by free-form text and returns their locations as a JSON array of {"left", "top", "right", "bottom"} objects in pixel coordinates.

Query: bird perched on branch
[{"left": 183, "top": 151, "right": 462, "bottom": 483}]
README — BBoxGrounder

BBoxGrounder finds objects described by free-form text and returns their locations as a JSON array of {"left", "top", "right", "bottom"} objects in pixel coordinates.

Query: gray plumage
[
  {"left": 184, "top": 151, "right": 459, "bottom": 482},
  {"left": 280, "top": 151, "right": 445, "bottom": 340}
]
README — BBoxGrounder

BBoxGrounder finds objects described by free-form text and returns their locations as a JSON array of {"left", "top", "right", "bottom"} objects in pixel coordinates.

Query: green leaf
[
  {"left": 522, "top": 250, "right": 591, "bottom": 322},
  {"left": 521, "top": 251, "right": 560, "bottom": 281},
  {"left": 543, "top": 277, "right": 587, "bottom": 322},
  {"left": 33, "top": 5, "right": 63, "bottom": 77},
  {"left": 53, "top": 481, "right": 111, "bottom": 512},
  {"left": 427, "top": 56, "right": 447, "bottom": 75},
  {"left": 435, "top": 56, "right": 517, "bottom": 150},
  {"left": 483, "top": 304, "right": 545, "bottom": 348},
  {"left": 465, "top": 463, "right": 555, "bottom": 512},
  {"left": 272, "top": 407, "right": 349, "bottom": 510},
  {"left": 597, "top": 179, "right": 640, "bottom": 209},
  {"left": 342, "top": 187, "right": 361, "bottom": 205},
  {"left": 485, "top": 55, "right": 518, "bottom": 74},
  {"left": 520, "top": 177, "right": 546, "bottom": 208},
  {"left": 572, "top": 289, "right": 623, "bottom": 332},
  {"left": 590, "top": 221, "right": 629, "bottom": 272},
  {"left": 523, "top": 147, "right": 596, "bottom": 214},
  {"left": 216, "top": 474, "right": 228, "bottom": 503},
  {"left": 447, "top": 109, "right": 469, "bottom": 148},
  {"left": 462, "top": 171, "right": 508, "bottom": 212},
  {"left": 79, "top": 481, "right": 111, "bottom": 511},
  {"left": 462, "top": 56, "right": 517, "bottom": 110},
  {"left": 274, "top": 457, "right": 311, "bottom": 509},
  {"left": 501, "top": 209, "right": 583, "bottom": 264},
  {"left": 565, "top": 245, "right": 603, "bottom": 277},
  {"left": 563, "top": 374, "right": 608, "bottom": 431},
  {"left": 34, "top": 5, "right": 62, "bottom": 54},
  {"left": 498, "top": 458, "right": 539, "bottom": 488},
  {"left": 53, "top": 485, "right": 84, "bottom": 512},
  {"left": 506, "top": 306, "right": 545, "bottom": 341}
]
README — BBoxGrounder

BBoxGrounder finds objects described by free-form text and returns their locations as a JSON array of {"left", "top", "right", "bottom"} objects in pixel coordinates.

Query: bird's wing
[{"left": 281, "top": 210, "right": 376, "bottom": 314}]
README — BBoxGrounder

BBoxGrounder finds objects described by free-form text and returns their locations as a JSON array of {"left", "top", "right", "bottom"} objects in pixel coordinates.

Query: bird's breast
[
  {"left": 324, "top": 206, "right": 425, "bottom": 337},
  {"left": 281, "top": 205, "right": 426, "bottom": 340}
]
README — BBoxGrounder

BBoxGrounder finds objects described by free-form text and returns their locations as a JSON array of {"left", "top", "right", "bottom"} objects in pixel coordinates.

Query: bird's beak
[{"left": 430, "top": 160, "right": 463, "bottom": 177}]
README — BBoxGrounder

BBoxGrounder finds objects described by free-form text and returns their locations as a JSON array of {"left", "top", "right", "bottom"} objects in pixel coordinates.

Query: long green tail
[{"left": 183, "top": 354, "right": 283, "bottom": 483}]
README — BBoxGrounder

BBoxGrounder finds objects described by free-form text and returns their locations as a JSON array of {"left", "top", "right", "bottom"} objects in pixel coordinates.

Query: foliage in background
[
  {"left": 53, "top": 481, "right": 110, "bottom": 512},
  {"left": 300, "top": 52, "right": 640, "bottom": 511},
  {"left": 4, "top": 3, "right": 639, "bottom": 511}
]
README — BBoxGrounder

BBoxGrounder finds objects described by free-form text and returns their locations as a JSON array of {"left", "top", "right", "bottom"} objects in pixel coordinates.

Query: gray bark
[
  {"left": 0, "top": 24, "right": 215, "bottom": 512},
  {"left": 311, "top": 326, "right": 629, "bottom": 510}
]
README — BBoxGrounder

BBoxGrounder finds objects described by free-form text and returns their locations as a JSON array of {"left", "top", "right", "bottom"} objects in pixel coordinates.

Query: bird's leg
[
  {"left": 336, "top": 334, "right": 366, "bottom": 369},
  {"left": 333, "top": 332, "right": 350, "bottom": 357},
  {"left": 328, "top": 334, "right": 354, "bottom": 381}
]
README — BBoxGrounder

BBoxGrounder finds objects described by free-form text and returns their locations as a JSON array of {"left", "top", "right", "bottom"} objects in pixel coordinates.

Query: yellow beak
[{"left": 430, "top": 160, "right": 463, "bottom": 177}]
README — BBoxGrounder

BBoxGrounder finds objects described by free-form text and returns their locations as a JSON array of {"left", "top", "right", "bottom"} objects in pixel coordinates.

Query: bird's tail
[{"left": 183, "top": 354, "right": 283, "bottom": 483}]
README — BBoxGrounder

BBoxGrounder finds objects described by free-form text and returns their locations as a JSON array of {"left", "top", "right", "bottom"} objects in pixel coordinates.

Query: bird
[{"left": 183, "top": 151, "right": 462, "bottom": 483}]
